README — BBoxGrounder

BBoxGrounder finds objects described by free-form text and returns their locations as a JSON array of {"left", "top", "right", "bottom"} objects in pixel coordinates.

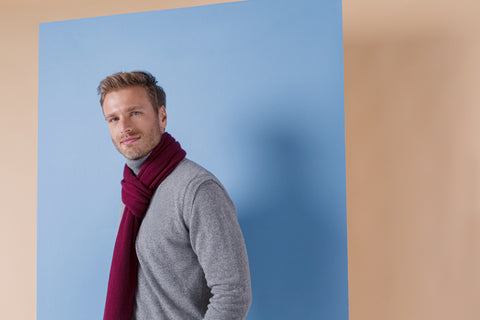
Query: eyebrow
[{"left": 104, "top": 105, "right": 142, "bottom": 119}]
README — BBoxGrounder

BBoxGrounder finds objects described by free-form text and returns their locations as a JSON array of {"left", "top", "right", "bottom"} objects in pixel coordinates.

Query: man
[{"left": 98, "top": 71, "right": 251, "bottom": 320}]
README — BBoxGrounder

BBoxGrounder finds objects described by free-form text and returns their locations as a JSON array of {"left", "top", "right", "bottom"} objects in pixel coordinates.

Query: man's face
[{"left": 103, "top": 86, "right": 167, "bottom": 160}]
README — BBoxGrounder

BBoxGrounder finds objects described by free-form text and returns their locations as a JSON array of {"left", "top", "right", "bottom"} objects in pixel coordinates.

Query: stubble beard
[{"left": 113, "top": 127, "right": 162, "bottom": 160}]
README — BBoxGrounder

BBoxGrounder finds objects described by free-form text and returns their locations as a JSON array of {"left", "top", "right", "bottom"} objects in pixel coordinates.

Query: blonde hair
[{"left": 97, "top": 71, "right": 166, "bottom": 113}]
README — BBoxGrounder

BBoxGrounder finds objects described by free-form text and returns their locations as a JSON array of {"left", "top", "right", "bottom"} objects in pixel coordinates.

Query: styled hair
[{"left": 97, "top": 71, "right": 166, "bottom": 113}]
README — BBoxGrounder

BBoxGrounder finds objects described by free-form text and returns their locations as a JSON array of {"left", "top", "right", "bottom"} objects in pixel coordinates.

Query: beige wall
[
  {"left": 344, "top": 1, "right": 480, "bottom": 319},
  {"left": 0, "top": 1, "right": 241, "bottom": 319}
]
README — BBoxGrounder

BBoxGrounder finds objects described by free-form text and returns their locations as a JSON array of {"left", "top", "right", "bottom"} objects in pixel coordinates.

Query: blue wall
[{"left": 38, "top": 0, "right": 347, "bottom": 319}]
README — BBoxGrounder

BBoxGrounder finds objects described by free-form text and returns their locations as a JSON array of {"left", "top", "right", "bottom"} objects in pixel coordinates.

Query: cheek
[{"left": 108, "top": 126, "right": 118, "bottom": 139}]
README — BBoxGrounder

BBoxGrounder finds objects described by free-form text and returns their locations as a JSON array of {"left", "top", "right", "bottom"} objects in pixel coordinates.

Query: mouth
[{"left": 120, "top": 136, "right": 140, "bottom": 146}]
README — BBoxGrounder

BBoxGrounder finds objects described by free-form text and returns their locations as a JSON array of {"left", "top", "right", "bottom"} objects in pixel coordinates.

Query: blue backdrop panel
[{"left": 38, "top": 0, "right": 347, "bottom": 319}]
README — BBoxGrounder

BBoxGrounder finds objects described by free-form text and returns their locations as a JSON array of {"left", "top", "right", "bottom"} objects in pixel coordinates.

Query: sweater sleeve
[{"left": 187, "top": 179, "right": 252, "bottom": 320}]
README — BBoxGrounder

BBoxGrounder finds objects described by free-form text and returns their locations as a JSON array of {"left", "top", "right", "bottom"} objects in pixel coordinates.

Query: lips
[{"left": 121, "top": 136, "right": 140, "bottom": 145}]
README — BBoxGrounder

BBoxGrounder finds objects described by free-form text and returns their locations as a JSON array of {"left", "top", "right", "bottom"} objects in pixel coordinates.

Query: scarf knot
[{"left": 121, "top": 167, "right": 153, "bottom": 218}]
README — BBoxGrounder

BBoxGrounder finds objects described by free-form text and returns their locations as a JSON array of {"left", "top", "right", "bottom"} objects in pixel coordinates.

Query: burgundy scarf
[{"left": 103, "top": 132, "right": 186, "bottom": 320}]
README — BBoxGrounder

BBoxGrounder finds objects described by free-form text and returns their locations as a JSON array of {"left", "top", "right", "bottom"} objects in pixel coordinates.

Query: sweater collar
[{"left": 125, "top": 152, "right": 150, "bottom": 176}]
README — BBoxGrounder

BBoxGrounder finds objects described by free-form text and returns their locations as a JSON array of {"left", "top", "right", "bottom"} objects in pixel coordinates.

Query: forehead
[{"left": 102, "top": 86, "right": 152, "bottom": 113}]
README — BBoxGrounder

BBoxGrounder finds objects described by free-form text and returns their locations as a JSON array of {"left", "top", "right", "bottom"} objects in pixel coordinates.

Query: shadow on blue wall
[{"left": 238, "top": 124, "right": 347, "bottom": 319}]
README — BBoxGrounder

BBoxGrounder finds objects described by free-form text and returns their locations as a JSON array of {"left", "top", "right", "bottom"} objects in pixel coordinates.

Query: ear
[{"left": 158, "top": 105, "right": 167, "bottom": 133}]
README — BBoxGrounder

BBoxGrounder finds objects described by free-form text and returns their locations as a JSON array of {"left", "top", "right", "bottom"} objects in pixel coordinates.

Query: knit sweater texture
[{"left": 122, "top": 156, "right": 251, "bottom": 320}]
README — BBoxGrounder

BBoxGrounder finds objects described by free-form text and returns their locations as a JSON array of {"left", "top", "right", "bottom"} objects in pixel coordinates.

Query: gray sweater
[{"left": 121, "top": 157, "right": 251, "bottom": 320}]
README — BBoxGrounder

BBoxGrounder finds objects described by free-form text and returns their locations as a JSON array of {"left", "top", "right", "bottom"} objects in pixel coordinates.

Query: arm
[{"left": 187, "top": 180, "right": 252, "bottom": 320}]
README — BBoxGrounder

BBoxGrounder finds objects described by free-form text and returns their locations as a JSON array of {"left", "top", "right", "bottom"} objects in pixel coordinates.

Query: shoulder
[
  {"left": 158, "top": 158, "right": 225, "bottom": 202},
  {"left": 174, "top": 158, "right": 213, "bottom": 177},
  {"left": 169, "top": 158, "right": 221, "bottom": 190},
  {"left": 168, "top": 159, "right": 232, "bottom": 212}
]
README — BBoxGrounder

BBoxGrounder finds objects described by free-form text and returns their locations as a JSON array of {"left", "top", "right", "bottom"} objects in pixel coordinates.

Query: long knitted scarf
[{"left": 103, "top": 132, "right": 186, "bottom": 320}]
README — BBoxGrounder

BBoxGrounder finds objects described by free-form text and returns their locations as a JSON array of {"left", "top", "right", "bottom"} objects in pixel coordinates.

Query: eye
[
  {"left": 132, "top": 111, "right": 141, "bottom": 116},
  {"left": 108, "top": 117, "right": 119, "bottom": 123}
]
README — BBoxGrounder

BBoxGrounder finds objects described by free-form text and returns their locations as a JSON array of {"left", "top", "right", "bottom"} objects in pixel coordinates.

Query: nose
[{"left": 119, "top": 117, "right": 133, "bottom": 134}]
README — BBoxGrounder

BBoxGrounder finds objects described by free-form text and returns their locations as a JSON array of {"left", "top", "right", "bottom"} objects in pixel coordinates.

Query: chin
[
  {"left": 125, "top": 151, "right": 147, "bottom": 160},
  {"left": 118, "top": 146, "right": 144, "bottom": 160}
]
